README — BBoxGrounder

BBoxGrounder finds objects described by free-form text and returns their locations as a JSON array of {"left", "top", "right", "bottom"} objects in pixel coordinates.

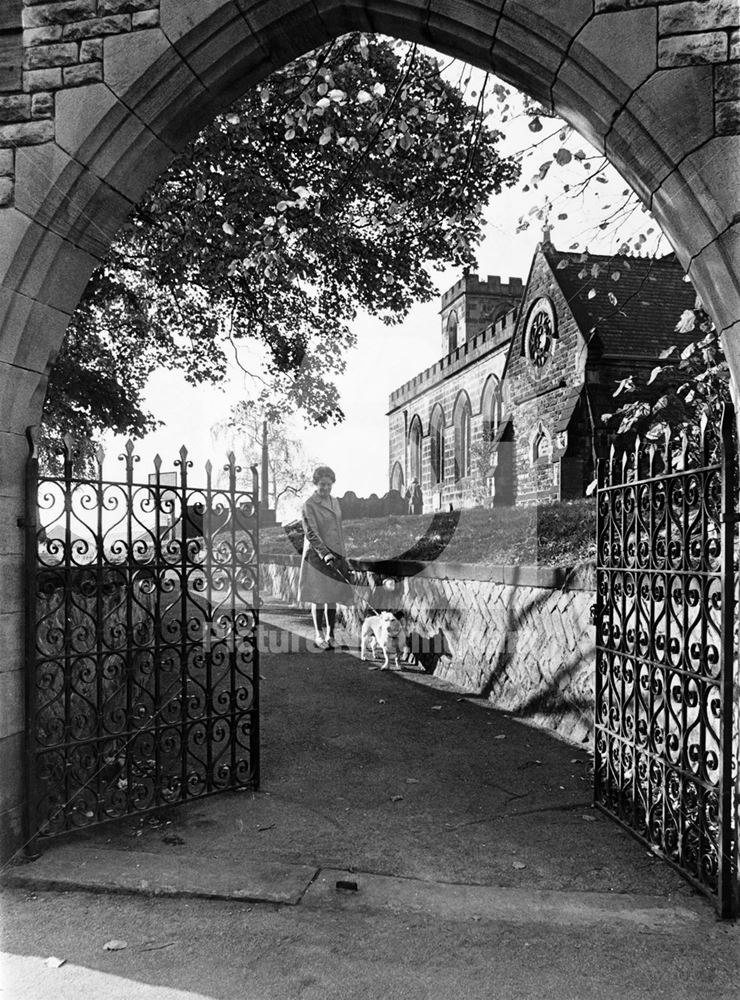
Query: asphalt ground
[{"left": 2, "top": 606, "right": 738, "bottom": 999}]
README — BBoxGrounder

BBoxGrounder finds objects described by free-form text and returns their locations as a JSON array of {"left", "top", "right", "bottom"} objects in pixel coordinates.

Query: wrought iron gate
[
  {"left": 24, "top": 434, "right": 260, "bottom": 844},
  {"left": 594, "top": 406, "right": 737, "bottom": 916}
]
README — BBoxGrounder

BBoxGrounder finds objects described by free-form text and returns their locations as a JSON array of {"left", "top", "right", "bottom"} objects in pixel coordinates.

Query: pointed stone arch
[
  {"left": 0, "top": 0, "right": 739, "bottom": 862},
  {"left": 408, "top": 414, "right": 424, "bottom": 484},
  {"left": 452, "top": 389, "right": 473, "bottom": 481},
  {"left": 429, "top": 403, "right": 446, "bottom": 486},
  {"left": 480, "top": 374, "right": 502, "bottom": 441}
]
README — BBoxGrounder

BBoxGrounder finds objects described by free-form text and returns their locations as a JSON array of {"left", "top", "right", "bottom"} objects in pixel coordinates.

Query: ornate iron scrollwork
[
  {"left": 593, "top": 410, "right": 737, "bottom": 917},
  {"left": 25, "top": 438, "right": 260, "bottom": 842}
]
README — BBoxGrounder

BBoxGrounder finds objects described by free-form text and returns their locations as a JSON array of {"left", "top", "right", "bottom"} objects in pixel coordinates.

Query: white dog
[{"left": 360, "top": 612, "right": 406, "bottom": 670}]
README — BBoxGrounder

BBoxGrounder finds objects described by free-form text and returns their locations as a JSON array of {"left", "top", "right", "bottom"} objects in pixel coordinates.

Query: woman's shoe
[
  {"left": 314, "top": 635, "right": 328, "bottom": 649},
  {"left": 324, "top": 636, "right": 335, "bottom": 650}
]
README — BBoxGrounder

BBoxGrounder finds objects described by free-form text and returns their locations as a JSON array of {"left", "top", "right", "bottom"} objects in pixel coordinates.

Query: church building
[{"left": 387, "top": 234, "right": 698, "bottom": 511}]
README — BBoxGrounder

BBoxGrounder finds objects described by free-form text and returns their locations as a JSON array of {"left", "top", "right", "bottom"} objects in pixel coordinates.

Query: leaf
[
  {"left": 675, "top": 309, "right": 696, "bottom": 334},
  {"left": 647, "top": 366, "right": 664, "bottom": 385},
  {"left": 553, "top": 147, "right": 572, "bottom": 166},
  {"left": 587, "top": 289, "right": 596, "bottom": 299},
  {"left": 556, "top": 260, "right": 569, "bottom": 270},
  {"left": 528, "top": 116, "right": 543, "bottom": 132},
  {"left": 610, "top": 271, "right": 620, "bottom": 281},
  {"left": 222, "top": 222, "right": 235, "bottom": 237},
  {"left": 356, "top": 90, "right": 372, "bottom": 104},
  {"left": 613, "top": 376, "right": 635, "bottom": 397},
  {"left": 103, "top": 940, "right": 128, "bottom": 951},
  {"left": 607, "top": 292, "right": 618, "bottom": 306}
]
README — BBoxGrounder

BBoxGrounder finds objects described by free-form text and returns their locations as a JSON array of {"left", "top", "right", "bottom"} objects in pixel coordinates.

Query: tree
[
  {"left": 42, "top": 34, "right": 520, "bottom": 468},
  {"left": 211, "top": 402, "right": 316, "bottom": 519},
  {"left": 602, "top": 303, "right": 731, "bottom": 459}
]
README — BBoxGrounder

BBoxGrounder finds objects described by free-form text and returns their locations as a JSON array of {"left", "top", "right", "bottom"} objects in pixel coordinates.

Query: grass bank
[{"left": 261, "top": 498, "right": 597, "bottom": 567}]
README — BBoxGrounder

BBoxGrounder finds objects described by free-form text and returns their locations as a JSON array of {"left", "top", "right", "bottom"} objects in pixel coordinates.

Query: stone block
[
  {"left": 0, "top": 207, "right": 98, "bottom": 315},
  {"left": 0, "top": 732, "right": 23, "bottom": 815},
  {"left": 732, "top": 28, "right": 740, "bottom": 60},
  {"left": 688, "top": 225, "right": 740, "bottom": 335},
  {"left": 238, "top": 0, "right": 333, "bottom": 72},
  {"left": 103, "top": 28, "right": 218, "bottom": 152},
  {"left": 0, "top": 284, "right": 70, "bottom": 373},
  {"left": 554, "top": 7, "right": 658, "bottom": 146},
  {"left": 0, "top": 178, "right": 12, "bottom": 206},
  {"left": 651, "top": 136, "right": 740, "bottom": 252},
  {"left": 99, "top": 0, "right": 156, "bottom": 13},
  {"left": 309, "top": 0, "right": 376, "bottom": 37},
  {"left": 31, "top": 92, "right": 53, "bottom": 118},
  {"left": 23, "top": 67, "right": 63, "bottom": 91},
  {"left": 24, "top": 42, "right": 79, "bottom": 70},
  {"left": 0, "top": 360, "right": 48, "bottom": 437},
  {"left": 493, "top": 17, "right": 563, "bottom": 110},
  {"left": 22, "top": 1, "right": 97, "bottom": 28},
  {"left": 659, "top": 0, "right": 740, "bottom": 35},
  {"left": 606, "top": 66, "right": 714, "bottom": 203},
  {"left": 0, "top": 804, "right": 24, "bottom": 866},
  {"left": 54, "top": 82, "right": 175, "bottom": 203},
  {"left": 0, "top": 670, "right": 23, "bottom": 741},
  {"left": 658, "top": 32, "right": 728, "bottom": 66},
  {"left": 79, "top": 38, "right": 103, "bottom": 62},
  {"left": 715, "top": 64, "right": 740, "bottom": 101},
  {"left": 14, "top": 141, "right": 133, "bottom": 257},
  {"left": 63, "top": 62, "right": 103, "bottom": 86},
  {"left": 0, "top": 149, "right": 14, "bottom": 176},
  {"left": 63, "top": 15, "right": 132, "bottom": 40},
  {"left": 160, "top": 0, "right": 272, "bottom": 107},
  {"left": 133, "top": 10, "right": 160, "bottom": 28},
  {"left": 0, "top": 95, "right": 31, "bottom": 123},
  {"left": 716, "top": 100, "right": 740, "bottom": 134},
  {"left": 424, "top": 1, "right": 503, "bottom": 75},
  {"left": 24, "top": 25, "right": 64, "bottom": 47},
  {"left": 0, "top": 119, "right": 53, "bottom": 146}
]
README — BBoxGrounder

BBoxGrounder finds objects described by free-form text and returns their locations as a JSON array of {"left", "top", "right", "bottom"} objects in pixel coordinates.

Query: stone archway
[{"left": 0, "top": 0, "right": 738, "bottom": 858}]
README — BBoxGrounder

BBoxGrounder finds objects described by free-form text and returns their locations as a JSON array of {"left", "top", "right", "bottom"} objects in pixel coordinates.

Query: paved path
[{"left": 2, "top": 606, "right": 738, "bottom": 999}]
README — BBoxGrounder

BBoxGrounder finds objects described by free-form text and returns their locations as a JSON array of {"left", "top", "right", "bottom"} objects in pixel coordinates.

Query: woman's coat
[{"left": 297, "top": 492, "right": 354, "bottom": 605}]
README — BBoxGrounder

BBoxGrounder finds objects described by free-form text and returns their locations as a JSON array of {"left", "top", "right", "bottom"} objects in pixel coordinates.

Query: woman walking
[{"left": 298, "top": 466, "right": 353, "bottom": 649}]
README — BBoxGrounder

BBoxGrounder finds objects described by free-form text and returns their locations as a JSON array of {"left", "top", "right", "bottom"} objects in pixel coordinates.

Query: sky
[{"left": 101, "top": 62, "right": 667, "bottom": 523}]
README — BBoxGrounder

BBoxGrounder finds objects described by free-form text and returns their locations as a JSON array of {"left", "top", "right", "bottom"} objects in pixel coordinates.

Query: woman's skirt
[{"left": 297, "top": 548, "right": 355, "bottom": 605}]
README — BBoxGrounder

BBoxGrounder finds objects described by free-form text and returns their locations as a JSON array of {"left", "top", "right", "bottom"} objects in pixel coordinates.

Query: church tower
[{"left": 439, "top": 272, "right": 524, "bottom": 355}]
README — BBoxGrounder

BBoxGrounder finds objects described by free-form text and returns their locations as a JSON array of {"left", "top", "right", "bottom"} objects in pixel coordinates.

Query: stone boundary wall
[
  {"left": 261, "top": 554, "right": 596, "bottom": 747},
  {"left": 0, "top": 0, "right": 162, "bottom": 206}
]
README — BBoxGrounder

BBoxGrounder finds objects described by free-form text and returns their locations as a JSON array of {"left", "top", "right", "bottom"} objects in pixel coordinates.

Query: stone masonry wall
[
  {"left": 0, "top": 0, "right": 161, "bottom": 206},
  {"left": 261, "top": 555, "right": 596, "bottom": 747}
]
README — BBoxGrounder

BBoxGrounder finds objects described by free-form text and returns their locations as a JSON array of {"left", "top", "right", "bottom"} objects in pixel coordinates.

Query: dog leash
[{"left": 329, "top": 556, "right": 392, "bottom": 619}]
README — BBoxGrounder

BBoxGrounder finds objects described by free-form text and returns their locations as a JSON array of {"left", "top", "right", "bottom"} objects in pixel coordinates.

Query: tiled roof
[{"left": 545, "top": 247, "right": 698, "bottom": 358}]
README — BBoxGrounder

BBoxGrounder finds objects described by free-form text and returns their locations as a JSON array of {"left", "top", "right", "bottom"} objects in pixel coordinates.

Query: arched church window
[
  {"left": 446, "top": 310, "right": 458, "bottom": 353},
  {"left": 408, "top": 416, "right": 423, "bottom": 484},
  {"left": 453, "top": 393, "right": 472, "bottom": 481},
  {"left": 390, "top": 461, "right": 404, "bottom": 493},
  {"left": 531, "top": 423, "right": 552, "bottom": 465},
  {"left": 430, "top": 406, "right": 445, "bottom": 485},
  {"left": 481, "top": 375, "right": 502, "bottom": 441}
]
